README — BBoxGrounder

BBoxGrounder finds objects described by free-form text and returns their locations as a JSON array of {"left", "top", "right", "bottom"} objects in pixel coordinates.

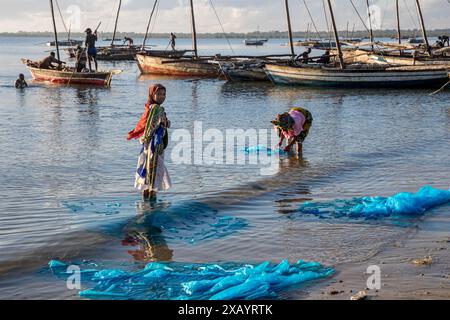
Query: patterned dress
[{"left": 134, "top": 104, "right": 171, "bottom": 192}]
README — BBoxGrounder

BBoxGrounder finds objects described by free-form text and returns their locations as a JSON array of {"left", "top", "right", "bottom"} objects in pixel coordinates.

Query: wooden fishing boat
[
  {"left": 264, "top": 63, "right": 449, "bottom": 88},
  {"left": 22, "top": 60, "right": 116, "bottom": 86},
  {"left": 135, "top": 0, "right": 219, "bottom": 77},
  {"left": 265, "top": 0, "right": 449, "bottom": 88},
  {"left": 217, "top": 59, "right": 268, "bottom": 81},
  {"left": 136, "top": 54, "right": 219, "bottom": 77},
  {"left": 336, "top": 49, "right": 450, "bottom": 70},
  {"left": 21, "top": 0, "right": 118, "bottom": 87}
]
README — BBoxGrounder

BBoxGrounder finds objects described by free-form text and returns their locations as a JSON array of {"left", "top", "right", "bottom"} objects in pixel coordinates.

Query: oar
[{"left": 68, "top": 47, "right": 86, "bottom": 85}]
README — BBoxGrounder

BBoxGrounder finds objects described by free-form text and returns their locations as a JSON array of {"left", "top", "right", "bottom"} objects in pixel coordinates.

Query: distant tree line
[{"left": 2, "top": 29, "right": 449, "bottom": 39}]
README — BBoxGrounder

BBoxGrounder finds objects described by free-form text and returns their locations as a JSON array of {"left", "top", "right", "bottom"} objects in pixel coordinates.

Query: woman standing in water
[{"left": 127, "top": 84, "right": 171, "bottom": 199}]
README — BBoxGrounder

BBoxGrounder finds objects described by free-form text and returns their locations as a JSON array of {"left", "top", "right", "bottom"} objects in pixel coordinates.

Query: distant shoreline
[{"left": 1, "top": 29, "right": 450, "bottom": 39}]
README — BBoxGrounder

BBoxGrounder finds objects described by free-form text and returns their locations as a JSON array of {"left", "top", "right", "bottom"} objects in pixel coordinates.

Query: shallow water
[{"left": 0, "top": 36, "right": 449, "bottom": 299}]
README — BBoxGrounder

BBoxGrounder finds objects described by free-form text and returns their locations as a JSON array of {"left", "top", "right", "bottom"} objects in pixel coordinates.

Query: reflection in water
[
  {"left": 76, "top": 88, "right": 99, "bottom": 106},
  {"left": 274, "top": 156, "right": 313, "bottom": 215},
  {"left": 121, "top": 201, "right": 174, "bottom": 263}
]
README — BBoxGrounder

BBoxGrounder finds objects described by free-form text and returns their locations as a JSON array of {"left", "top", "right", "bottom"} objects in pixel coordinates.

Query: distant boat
[
  {"left": 47, "top": 39, "right": 83, "bottom": 47},
  {"left": 244, "top": 39, "right": 268, "bottom": 46},
  {"left": 408, "top": 38, "right": 425, "bottom": 44},
  {"left": 103, "top": 38, "right": 122, "bottom": 42},
  {"left": 296, "top": 39, "right": 339, "bottom": 49}
]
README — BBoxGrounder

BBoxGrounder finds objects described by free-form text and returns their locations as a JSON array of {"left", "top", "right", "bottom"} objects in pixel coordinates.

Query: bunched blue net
[
  {"left": 48, "top": 259, "right": 334, "bottom": 300},
  {"left": 299, "top": 186, "right": 450, "bottom": 220}
]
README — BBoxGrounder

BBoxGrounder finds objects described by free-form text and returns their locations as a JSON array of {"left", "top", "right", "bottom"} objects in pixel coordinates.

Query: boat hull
[
  {"left": 264, "top": 64, "right": 449, "bottom": 88},
  {"left": 136, "top": 54, "right": 219, "bottom": 77},
  {"left": 221, "top": 67, "right": 268, "bottom": 81},
  {"left": 27, "top": 67, "right": 113, "bottom": 86}
]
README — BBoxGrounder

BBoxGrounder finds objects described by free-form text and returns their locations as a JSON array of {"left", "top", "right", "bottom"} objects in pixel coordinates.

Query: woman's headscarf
[
  {"left": 271, "top": 112, "right": 294, "bottom": 133},
  {"left": 145, "top": 83, "right": 166, "bottom": 108},
  {"left": 127, "top": 84, "right": 166, "bottom": 140}
]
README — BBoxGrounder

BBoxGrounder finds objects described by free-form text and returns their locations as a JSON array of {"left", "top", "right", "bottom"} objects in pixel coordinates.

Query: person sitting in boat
[
  {"left": 272, "top": 107, "right": 313, "bottom": 155},
  {"left": 14, "top": 74, "right": 28, "bottom": 89},
  {"left": 296, "top": 48, "right": 312, "bottom": 63},
  {"left": 316, "top": 50, "right": 331, "bottom": 64},
  {"left": 127, "top": 84, "right": 171, "bottom": 200},
  {"left": 169, "top": 33, "right": 177, "bottom": 51},
  {"left": 85, "top": 28, "right": 98, "bottom": 72},
  {"left": 75, "top": 45, "right": 87, "bottom": 72},
  {"left": 438, "top": 35, "right": 449, "bottom": 47},
  {"left": 38, "top": 52, "right": 65, "bottom": 70},
  {"left": 123, "top": 36, "right": 134, "bottom": 47},
  {"left": 434, "top": 39, "right": 445, "bottom": 49}
]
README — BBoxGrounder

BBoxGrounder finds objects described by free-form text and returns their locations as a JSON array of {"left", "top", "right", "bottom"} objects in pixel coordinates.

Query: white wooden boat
[{"left": 264, "top": 63, "right": 449, "bottom": 88}]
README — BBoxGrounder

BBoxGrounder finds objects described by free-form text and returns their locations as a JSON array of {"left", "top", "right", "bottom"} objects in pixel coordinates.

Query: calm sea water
[{"left": 0, "top": 36, "right": 449, "bottom": 299}]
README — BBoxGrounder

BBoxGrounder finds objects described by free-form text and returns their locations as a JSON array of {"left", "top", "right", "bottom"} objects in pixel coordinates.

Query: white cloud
[{"left": 0, "top": 0, "right": 449, "bottom": 33}]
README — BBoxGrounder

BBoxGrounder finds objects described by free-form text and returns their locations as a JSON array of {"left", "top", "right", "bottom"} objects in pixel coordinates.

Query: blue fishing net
[
  {"left": 62, "top": 199, "right": 248, "bottom": 245},
  {"left": 242, "top": 145, "right": 285, "bottom": 155},
  {"left": 48, "top": 259, "right": 334, "bottom": 300},
  {"left": 299, "top": 186, "right": 450, "bottom": 220}
]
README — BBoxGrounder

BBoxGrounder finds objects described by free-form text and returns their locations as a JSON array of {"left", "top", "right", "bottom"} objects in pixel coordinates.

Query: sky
[{"left": 0, "top": 0, "right": 449, "bottom": 33}]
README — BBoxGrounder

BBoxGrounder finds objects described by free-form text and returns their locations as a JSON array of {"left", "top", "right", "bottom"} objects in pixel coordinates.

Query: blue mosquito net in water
[
  {"left": 299, "top": 186, "right": 450, "bottom": 220},
  {"left": 48, "top": 259, "right": 334, "bottom": 300},
  {"left": 242, "top": 146, "right": 285, "bottom": 155}
]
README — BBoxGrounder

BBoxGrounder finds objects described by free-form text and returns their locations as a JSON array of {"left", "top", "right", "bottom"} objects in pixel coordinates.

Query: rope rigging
[
  {"left": 54, "top": 0, "right": 68, "bottom": 33},
  {"left": 301, "top": 0, "right": 323, "bottom": 40},
  {"left": 209, "top": 0, "right": 235, "bottom": 54}
]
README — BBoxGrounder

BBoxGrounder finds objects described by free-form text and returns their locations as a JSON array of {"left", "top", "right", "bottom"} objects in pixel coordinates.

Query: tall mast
[
  {"left": 326, "top": 0, "right": 344, "bottom": 69},
  {"left": 189, "top": 0, "right": 198, "bottom": 58},
  {"left": 142, "top": 0, "right": 158, "bottom": 49},
  {"left": 414, "top": 0, "right": 430, "bottom": 52},
  {"left": 284, "top": 0, "right": 295, "bottom": 57},
  {"left": 396, "top": 0, "right": 401, "bottom": 44},
  {"left": 111, "top": 0, "right": 122, "bottom": 46},
  {"left": 49, "top": 0, "right": 60, "bottom": 60},
  {"left": 366, "top": 0, "right": 374, "bottom": 46}
]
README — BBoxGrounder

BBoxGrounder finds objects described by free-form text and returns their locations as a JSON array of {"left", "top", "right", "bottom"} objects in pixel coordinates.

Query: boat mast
[
  {"left": 396, "top": 0, "right": 401, "bottom": 44},
  {"left": 326, "top": 0, "right": 344, "bottom": 69},
  {"left": 111, "top": 0, "right": 122, "bottom": 46},
  {"left": 284, "top": 0, "right": 295, "bottom": 57},
  {"left": 189, "top": 0, "right": 198, "bottom": 58},
  {"left": 365, "top": 0, "right": 374, "bottom": 50},
  {"left": 49, "top": 0, "right": 60, "bottom": 60},
  {"left": 142, "top": 0, "right": 158, "bottom": 49},
  {"left": 414, "top": 0, "right": 430, "bottom": 52}
]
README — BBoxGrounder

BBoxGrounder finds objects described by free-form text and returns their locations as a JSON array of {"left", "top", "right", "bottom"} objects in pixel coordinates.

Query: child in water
[
  {"left": 271, "top": 107, "right": 313, "bottom": 155},
  {"left": 15, "top": 74, "right": 28, "bottom": 89},
  {"left": 127, "top": 84, "right": 171, "bottom": 199}
]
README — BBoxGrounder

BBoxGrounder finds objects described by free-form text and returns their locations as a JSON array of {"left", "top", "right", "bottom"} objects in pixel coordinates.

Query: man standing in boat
[
  {"left": 123, "top": 36, "right": 134, "bottom": 47},
  {"left": 38, "top": 52, "right": 65, "bottom": 70},
  {"left": 85, "top": 28, "right": 98, "bottom": 72},
  {"left": 169, "top": 33, "right": 177, "bottom": 51}
]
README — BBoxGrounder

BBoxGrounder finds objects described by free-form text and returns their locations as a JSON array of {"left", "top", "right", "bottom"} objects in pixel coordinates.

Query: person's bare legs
[
  {"left": 143, "top": 189, "right": 157, "bottom": 201},
  {"left": 88, "top": 56, "right": 92, "bottom": 72},
  {"left": 296, "top": 142, "right": 303, "bottom": 156},
  {"left": 94, "top": 57, "right": 98, "bottom": 72}
]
